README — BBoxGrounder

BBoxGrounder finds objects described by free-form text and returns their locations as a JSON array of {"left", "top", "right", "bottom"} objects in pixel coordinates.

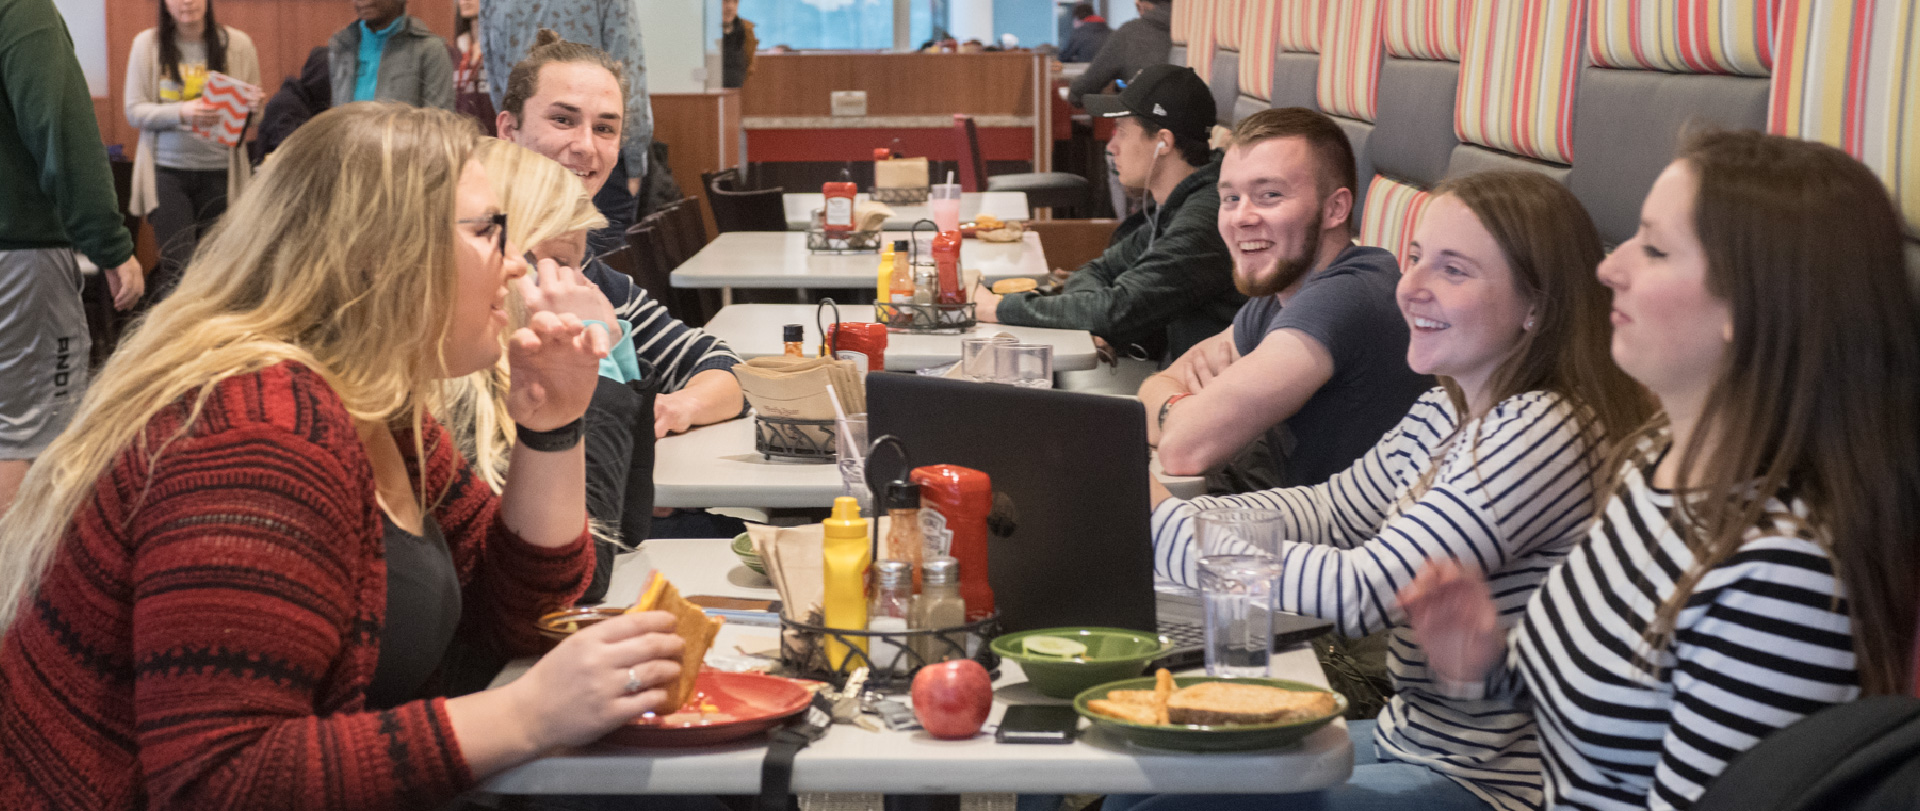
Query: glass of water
[
  {"left": 1194, "top": 508, "right": 1287, "bottom": 678},
  {"left": 993, "top": 342, "right": 1053, "bottom": 388}
]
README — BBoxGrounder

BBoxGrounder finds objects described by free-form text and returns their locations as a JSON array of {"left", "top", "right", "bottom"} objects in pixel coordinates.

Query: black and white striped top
[
  {"left": 1500, "top": 438, "right": 1858, "bottom": 810},
  {"left": 1151, "top": 388, "right": 1603, "bottom": 811}
]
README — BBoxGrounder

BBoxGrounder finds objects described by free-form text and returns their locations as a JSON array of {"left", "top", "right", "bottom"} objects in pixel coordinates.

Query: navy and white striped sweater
[
  {"left": 1498, "top": 437, "right": 1857, "bottom": 810},
  {"left": 1152, "top": 388, "right": 1604, "bottom": 811}
]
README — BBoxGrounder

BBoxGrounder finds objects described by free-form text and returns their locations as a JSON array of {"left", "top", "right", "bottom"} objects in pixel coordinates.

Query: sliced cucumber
[{"left": 1021, "top": 635, "right": 1089, "bottom": 658}]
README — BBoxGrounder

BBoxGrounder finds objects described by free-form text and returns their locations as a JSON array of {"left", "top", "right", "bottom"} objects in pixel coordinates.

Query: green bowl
[
  {"left": 731, "top": 532, "right": 766, "bottom": 575},
  {"left": 1073, "top": 675, "right": 1347, "bottom": 752},
  {"left": 990, "top": 627, "right": 1170, "bottom": 698}
]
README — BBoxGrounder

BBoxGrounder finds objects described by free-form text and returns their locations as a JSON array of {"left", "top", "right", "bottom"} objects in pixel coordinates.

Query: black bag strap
[{"left": 757, "top": 692, "right": 835, "bottom": 811}]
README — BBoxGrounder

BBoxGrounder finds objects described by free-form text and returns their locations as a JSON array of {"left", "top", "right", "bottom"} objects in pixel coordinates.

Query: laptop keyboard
[{"left": 1155, "top": 619, "right": 1207, "bottom": 648}]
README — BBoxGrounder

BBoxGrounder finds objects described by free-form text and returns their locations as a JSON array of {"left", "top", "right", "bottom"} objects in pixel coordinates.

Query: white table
[
  {"left": 654, "top": 419, "right": 845, "bottom": 509},
  {"left": 672, "top": 231, "right": 1048, "bottom": 302},
  {"left": 703, "top": 304, "right": 1100, "bottom": 372},
  {"left": 783, "top": 192, "right": 1031, "bottom": 231},
  {"left": 481, "top": 540, "right": 1354, "bottom": 796}
]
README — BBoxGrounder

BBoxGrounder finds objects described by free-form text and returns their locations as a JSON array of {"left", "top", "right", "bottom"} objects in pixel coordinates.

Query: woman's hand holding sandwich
[{"left": 444, "top": 611, "right": 686, "bottom": 777}]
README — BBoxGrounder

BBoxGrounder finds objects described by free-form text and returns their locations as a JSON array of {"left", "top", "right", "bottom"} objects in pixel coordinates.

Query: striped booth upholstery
[
  {"left": 1208, "top": 0, "right": 1251, "bottom": 124},
  {"left": 1235, "top": 0, "right": 1281, "bottom": 121},
  {"left": 1568, "top": 0, "right": 1779, "bottom": 244},
  {"left": 1359, "top": 176, "right": 1432, "bottom": 265},
  {"left": 1261, "top": 1, "right": 1328, "bottom": 113},
  {"left": 1174, "top": 0, "right": 1220, "bottom": 85},
  {"left": 1316, "top": 0, "right": 1389, "bottom": 221},
  {"left": 1357, "top": 0, "right": 1465, "bottom": 262},
  {"left": 1768, "top": 0, "right": 1920, "bottom": 275},
  {"left": 1453, "top": 0, "right": 1590, "bottom": 176}
]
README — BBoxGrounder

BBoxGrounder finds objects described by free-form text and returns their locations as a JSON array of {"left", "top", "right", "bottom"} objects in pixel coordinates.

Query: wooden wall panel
[
  {"left": 96, "top": 0, "right": 455, "bottom": 151},
  {"left": 653, "top": 90, "right": 742, "bottom": 236},
  {"left": 740, "top": 53, "right": 1036, "bottom": 118}
]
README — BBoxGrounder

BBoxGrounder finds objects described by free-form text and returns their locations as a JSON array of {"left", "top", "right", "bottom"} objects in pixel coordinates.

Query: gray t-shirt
[
  {"left": 154, "top": 40, "right": 230, "bottom": 171},
  {"left": 1230, "top": 244, "right": 1432, "bottom": 489}
]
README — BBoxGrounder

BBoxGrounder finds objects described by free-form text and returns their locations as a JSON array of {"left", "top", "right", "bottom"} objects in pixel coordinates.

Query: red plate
[{"left": 600, "top": 671, "right": 814, "bottom": 748}]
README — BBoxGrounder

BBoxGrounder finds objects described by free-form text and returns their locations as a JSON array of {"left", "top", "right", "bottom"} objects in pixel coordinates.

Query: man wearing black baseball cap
[{"left": 975, "top": 63, "right": 1240, "bottom": 362}]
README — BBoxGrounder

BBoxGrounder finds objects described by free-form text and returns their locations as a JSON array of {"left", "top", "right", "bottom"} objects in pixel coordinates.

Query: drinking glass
[
  {"left": 930, "top": 183, "right": 963, "bottom": 233},
  {"left": 993, "top": 343, "right": 1052, "bottom": 388},
  {"left": 1194, "top": 508, "right": 1287, "bottom": 678},
  {"left": 835, "top": 414, "right": 871, "bottom": 513},
  {"left": 959, "top": 335, "right": 1007, "bottom": 382}
]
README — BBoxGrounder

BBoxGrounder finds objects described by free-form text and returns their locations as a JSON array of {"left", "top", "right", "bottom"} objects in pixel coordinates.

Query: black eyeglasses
[{"left": 457, "top": 212, "right": 508, "bottom": 257}]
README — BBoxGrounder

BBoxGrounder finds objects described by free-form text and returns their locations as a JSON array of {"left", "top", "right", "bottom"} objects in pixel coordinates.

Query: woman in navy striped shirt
[
  {"left": 1405, "top": 130, "right": 1920, "bottom": 810},
  {"left": 1130, "top": 171, "right": 1652, "bottom": 811}
]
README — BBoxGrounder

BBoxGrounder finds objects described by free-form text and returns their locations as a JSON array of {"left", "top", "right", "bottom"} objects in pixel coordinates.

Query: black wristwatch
[{"left": 515, "top": 418, "right": 584, "bottom": 452}]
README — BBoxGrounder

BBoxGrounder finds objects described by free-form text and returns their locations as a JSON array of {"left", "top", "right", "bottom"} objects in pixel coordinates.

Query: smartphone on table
[{"left": 995, "top": 704, "right": 1081, "bottom": 744}]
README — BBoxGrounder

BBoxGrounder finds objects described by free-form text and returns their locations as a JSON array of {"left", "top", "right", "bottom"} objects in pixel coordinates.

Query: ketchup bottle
[
  {"left": 910, "top": 465, "right": 993, "bottom": 620},
  {"left": 932, "top": 229, "right": 963, "bottom": 305},
  {"left": 823, "top": 167, "right": 857, "bottom": 238}
]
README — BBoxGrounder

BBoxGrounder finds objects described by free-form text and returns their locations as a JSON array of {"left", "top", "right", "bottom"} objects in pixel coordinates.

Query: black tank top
[{"left": 365, "top": 513, "right": 462, "bottom": 709}]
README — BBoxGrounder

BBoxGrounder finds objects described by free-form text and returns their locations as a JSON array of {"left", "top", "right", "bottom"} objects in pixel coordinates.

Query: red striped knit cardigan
[{"left": 0, "top": 361, "right": 592, "bottom": 810}]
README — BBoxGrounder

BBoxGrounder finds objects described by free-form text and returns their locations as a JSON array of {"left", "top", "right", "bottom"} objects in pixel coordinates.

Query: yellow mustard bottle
[
  {"left": 876, "top": 241, "right": 896, "bottom": 301},
  {"left": 822, "top": 497, "right": 872, "bottom": 671}
]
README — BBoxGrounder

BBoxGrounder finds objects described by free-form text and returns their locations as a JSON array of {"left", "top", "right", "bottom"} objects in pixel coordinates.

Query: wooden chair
[
  {"left": 951, "top": 114, "right": 1089, "bottom": 215},
  {"left": 703, "top": 168, "right": 789, "bottom": 232}
]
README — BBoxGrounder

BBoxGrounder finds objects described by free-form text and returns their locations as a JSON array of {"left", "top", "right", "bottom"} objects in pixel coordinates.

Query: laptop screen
[{"left": 868, "top": 374, "right": 1157, "bottom": 633}]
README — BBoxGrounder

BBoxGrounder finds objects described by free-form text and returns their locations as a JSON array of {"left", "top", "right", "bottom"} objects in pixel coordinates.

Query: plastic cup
[
  {"left": 930, "top": 183, "right": 963, "bottom": 233},
  {"left": 1194, "top": 509, "right": 1286, "bottom": 678},
  {"left": 992, "top": 342, "right": 1052, "bottom": 388}
]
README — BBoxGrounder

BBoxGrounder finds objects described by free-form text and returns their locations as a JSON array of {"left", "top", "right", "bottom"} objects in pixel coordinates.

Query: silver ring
[{"left": 624, "top": 666, "right": 643, "bottom": 695}]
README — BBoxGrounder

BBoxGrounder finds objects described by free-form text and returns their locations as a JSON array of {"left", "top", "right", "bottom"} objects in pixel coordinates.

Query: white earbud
[{"left": 1154, "top": 142, "right": 1167, "bottom": 155}]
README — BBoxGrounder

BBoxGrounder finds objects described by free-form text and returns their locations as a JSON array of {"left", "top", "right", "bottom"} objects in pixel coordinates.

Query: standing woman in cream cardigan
[{"left": 124, "top": 0, "right": 257, "bottom": 304}]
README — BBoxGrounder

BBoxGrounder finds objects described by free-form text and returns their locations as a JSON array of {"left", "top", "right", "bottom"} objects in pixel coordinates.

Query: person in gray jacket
[
  {"left": 975, "top": 64, "right": 1240, "bottom": 362},
  {"left": 1067, "top": 0, "right": 1171, "bottom": 107},
  {"left": 326, "top": 0, "right": 452, "bottom": 109}
]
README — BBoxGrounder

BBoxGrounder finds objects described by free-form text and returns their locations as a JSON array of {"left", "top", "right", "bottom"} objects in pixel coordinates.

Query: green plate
[
  {"left": 1073, "top": 676, "right": 1347, "bottom": 752},
  {"left": 731, "top": 532, "right": 765, "bottom": 575},
  {"left": 990, "top": 627, "right": 1170, "bottom": 699}
]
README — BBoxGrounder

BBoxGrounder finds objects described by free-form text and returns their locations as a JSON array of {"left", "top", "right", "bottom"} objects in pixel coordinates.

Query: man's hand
[
  {"left": 1048, "top": 265, "right": 1073, "bottom": 286},
  {"left": 1175, "top": 334, "right": 1239, "bottom": 392},
  {"left": 970, "top": 284, "right": 1003, "bottom": 323},
  {"left": 653, "top": 391, "right": 700, "bottom": 438},
  {"left": 106, "top": 257, "right": 145, "bottom": 310}
]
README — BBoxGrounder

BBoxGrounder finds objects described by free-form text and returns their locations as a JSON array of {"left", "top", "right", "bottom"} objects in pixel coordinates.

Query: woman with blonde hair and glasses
[
  {"left": 1406, "top": 130, "right": 1920, "bottom": 809},
  {"left": 444, "top": 138, "right": 658, "bottom": 607},
  {"left": 0, "top": 103, "right": 693, "bottom": 810}
]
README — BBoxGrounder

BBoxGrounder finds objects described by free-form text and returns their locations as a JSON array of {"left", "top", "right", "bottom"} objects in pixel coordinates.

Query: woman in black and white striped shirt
[
  {"left": 1404, "top": 130, "right": 1920, "bottom": 811},
  {"left": 1128, "top": 171, "right": 1652, "bottom": 811}
]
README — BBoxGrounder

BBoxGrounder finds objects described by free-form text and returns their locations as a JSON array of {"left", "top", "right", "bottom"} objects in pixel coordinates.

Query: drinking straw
[{"left": 826, "top": 383, "right": 850, "bottom": 423}]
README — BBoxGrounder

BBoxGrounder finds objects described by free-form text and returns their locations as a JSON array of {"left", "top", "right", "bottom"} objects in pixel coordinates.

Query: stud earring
[{"left": 1524, "top": 317, "right": 1535, "bottom": 330}]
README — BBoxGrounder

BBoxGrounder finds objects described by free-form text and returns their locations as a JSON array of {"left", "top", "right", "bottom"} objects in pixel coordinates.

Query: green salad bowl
[
  {"left": 731, "top": 532, "right": 766, "bottom": 576},
  {"left": 990, "top": 627, "right": 1170, "bottom": 698}
]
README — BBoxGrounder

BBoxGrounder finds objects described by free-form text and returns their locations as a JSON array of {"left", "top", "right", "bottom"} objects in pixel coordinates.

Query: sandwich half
[{"left": 628, "top": 572, "right": 725, "bottom": 713}]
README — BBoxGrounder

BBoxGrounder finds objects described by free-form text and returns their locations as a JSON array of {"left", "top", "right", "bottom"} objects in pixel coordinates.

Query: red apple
[{"left": 910, "top": 659, "right": 993, "bottom": 739}]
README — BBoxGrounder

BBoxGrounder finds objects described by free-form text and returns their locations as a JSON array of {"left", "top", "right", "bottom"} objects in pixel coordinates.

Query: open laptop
[{"left": 867, "top": 374, "right": 1331, "bottom": 666}]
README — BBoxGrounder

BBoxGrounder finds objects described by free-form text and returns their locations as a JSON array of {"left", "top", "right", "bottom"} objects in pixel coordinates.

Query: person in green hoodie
[
  {"left": 0, "top": 0, "right": 143, "bottom": 515},
  {"left": 974, "top": 64, "right": 1241, "bottom": 363}
]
